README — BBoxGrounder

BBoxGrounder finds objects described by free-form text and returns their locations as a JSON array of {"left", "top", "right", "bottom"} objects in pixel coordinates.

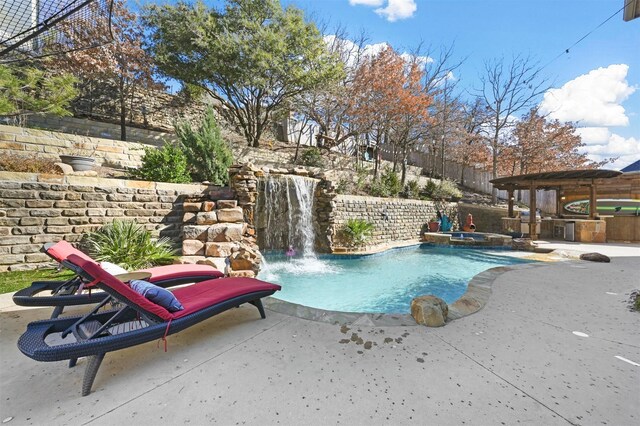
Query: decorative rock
[
  {"left": 183, "top": 212, "right": 197, "bottom": 223},
  {"left": 182, "top": 239, "right": 205, "bottom": 256},
  {"left": 207, "top": 223, "right": 244, "bottom": 242},
  {"left": 196, "top": 211, "right": 218, "bottom": 225},
  {"left": 177, "top": 256, "right": 206, "bottom": 264},
  {"left": 216, "top": 199, "right": 238, "bottom": 209},
  {"left": 512, "top": 238, "right": 536, "bottom": 251},
  {"left": 183, "top": 202, "right": 202, "bottom": 212},
  {"left": 182, "top": 225, "right": 209, "bottom": 241},
  {"left": 293, "top": 167, "right": 309, "bottom": 176},
  {"left": 580, "top": 252, "right": 611, "bottom": 263},
  {"left": 205, "top": 242, "right": 236, "bottom": 257},
  {"left": 209, "top": 188, "right": 235, "bottom": 200},
  {"left": 54, "top": 162, "right": 74, "bottom": 174},
  {"left": 228, "top": 270, "right": 256, "bottom": 278},
  {"left": 196, "top": 257, "right": 227, "bottom": 272},
  {"left": 216, "top": 207, "right": 243, "bottom": 223},
  {"left": 202, "top": 201, "right": 216, "bottom": 212},
  {"left": 411, "top": 295, "right": 448, "bottom": 327}
]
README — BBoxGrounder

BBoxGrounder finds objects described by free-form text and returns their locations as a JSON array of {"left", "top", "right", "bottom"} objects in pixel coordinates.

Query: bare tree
[{"left": 477, "top": 55, "right": 549, "bottom": 203}]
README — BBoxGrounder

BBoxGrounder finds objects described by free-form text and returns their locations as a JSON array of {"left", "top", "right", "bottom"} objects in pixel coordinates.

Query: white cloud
[
  {"left": 539, "top": 64, "right": 636, "bottom": 127},
  {"left": 349, "top": 0, "right": 383, "bottom": 5},
  {"left": 348, "top": 0, "right": 417, "bottom": 22},
  {"left": 375, "top": 0, "right": 417, "bottom": 22},
  {"left": 572, "top": 127, "right": 640, "bottom": 169}
]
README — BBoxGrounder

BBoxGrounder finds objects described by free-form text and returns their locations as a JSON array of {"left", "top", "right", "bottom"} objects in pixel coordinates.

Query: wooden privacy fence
[{"left": 387, "top": 149, "right": 559, "bottom": 214}]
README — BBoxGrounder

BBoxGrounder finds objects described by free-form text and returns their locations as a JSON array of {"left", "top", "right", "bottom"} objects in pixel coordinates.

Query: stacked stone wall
[
  {"left": 0, "top": 172, "right": 210, "bottom": 271},
  {"left": 321, "top": 193, "right": 458, "bottom": 251}
]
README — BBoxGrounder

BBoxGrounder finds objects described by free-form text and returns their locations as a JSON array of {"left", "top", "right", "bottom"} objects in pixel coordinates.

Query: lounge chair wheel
[{"left": 82, "top": 353, "right": 105, "bottom": 396}]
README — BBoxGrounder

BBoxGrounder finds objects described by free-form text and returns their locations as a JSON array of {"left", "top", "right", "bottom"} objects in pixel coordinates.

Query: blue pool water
[{"left": 261, "top": 245, "right": 533, "bottom": 314}]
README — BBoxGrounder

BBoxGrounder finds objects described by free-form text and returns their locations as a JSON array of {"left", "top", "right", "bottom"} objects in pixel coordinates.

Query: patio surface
[{"left": 1, "top": 242, "right": 638, "bottom": 425}]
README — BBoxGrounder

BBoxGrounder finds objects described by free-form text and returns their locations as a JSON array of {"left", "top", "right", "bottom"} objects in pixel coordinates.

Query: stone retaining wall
[
  {"left": 0, "top": 172, "right": 210, "bottom": 271},
  {"left": 319, "top": 192, "right": 458, "bottom": 252},
  {"left": 0, "top": 124, "right": 151, "bottom": 169}
]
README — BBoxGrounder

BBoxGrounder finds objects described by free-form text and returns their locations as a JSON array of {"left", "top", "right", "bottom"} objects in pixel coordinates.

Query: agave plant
[
  {"left": 343, "top": 218, "right": 375, "bottom": 248},
  {"left": 83, "top": 220, "right": 176, "bottom": 270}
]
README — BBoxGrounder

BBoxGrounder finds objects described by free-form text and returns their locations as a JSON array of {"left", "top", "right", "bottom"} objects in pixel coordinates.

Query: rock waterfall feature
[{"left": 256, "top": 175, "right": 318, "bottom": 256}]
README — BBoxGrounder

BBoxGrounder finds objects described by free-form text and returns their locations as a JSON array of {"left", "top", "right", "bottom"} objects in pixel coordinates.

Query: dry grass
[{"left": 0, "top": 154, "right": 63, "bottom": 174}]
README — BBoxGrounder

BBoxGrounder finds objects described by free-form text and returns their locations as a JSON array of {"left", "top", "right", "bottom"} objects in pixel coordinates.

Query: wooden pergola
[{"left": 490, "top": 170, "right": 623, "bottom": 239}]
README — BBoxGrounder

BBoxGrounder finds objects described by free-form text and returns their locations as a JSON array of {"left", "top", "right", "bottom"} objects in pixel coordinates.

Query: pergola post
[
  {"left": 556, "top": 188, "right": 564, "bottom": 218},
  {"left": 589, "top": 180, "right": 597, "bottom": 219},
  {"left": 507, "top": 187, "right": 515, "bottom": 218},
  {"left": 529, "top": 181, "right": 537, "bottom": 240}
]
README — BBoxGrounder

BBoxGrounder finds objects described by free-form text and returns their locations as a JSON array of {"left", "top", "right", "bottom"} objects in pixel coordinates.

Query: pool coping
[{"left": 264, "top": 257, "right": 551, "bottom": 327}]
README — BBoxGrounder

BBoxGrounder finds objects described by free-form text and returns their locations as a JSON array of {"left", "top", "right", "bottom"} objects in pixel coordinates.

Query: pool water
[{"left": 261, "top": 245, "right": 533, "bottom": 314}]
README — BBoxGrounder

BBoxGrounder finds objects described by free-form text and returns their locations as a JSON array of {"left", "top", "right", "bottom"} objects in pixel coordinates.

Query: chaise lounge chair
[
  {"left": 17, "top": 254, "right": 281, "bottom": 396},
  {"left": 13, "top": 241, "right": 224, "bottom": 317}
]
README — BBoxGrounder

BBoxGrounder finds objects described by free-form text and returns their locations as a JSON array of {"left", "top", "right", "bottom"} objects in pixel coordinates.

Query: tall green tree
[{"left": 144, "top": 0, "right": 343, "bottom": 147}]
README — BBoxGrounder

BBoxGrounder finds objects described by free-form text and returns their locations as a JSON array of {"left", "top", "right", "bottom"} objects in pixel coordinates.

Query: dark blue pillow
[{"left": 130, "top": 280, "right": 184, "bottom": 312}]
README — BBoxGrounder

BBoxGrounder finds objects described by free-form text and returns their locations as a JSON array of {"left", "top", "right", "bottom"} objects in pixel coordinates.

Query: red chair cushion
[{"left": 139, "top": 264, "right": 224, "bottom": 281}]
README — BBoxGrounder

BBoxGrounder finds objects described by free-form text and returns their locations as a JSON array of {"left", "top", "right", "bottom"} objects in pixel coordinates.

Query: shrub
[
  {"left": 298, "top": 147, "right": 324, "bottom": 168},
  {"left": 343, "top": 218, "right": 374, "bottom": 247},
  {"left": 175, "top": 107, "right": 234, "bottom": 184},
  {"left": 402, "top": 179, "right": 420, "bottom": 199},
  {"left": 83, "top": 220, "right": 176, "bottom": 270},
  {"left": 422, "top": 179, "right": 438, "bottom": 199},
  {"left": 369, "top": 167, "right": 402, "bottom": 197},
  {"left": 431, "top": 179, "right": 463, "bottom": 201},
  {"left": 0, "top": 154, "right": 62, "bottom": 174},
  {"left": 131, "top": 143, "right": 191, "bottom": 183}
]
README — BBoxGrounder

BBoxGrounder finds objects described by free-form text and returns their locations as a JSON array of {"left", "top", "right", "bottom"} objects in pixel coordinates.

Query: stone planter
[{"left": 59, "top": 155, "right": 96, "bottom": 171}]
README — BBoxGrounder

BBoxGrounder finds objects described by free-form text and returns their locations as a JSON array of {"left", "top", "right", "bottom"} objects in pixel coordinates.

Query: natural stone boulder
[
  {"left": 293, "top": 167, "right": 309, "bottom": 176},
  {"left": 183, "top": 212, "right": 197, "bottom": 223},
  {"left": 183, "top": 202, "right": 202, "bottom": 212},
  {"left": 54, "top": 162, "right": 74, "bottom": 174},
  {"left": 208, "top": 223, "right": 243, "bottom": 242},
  {"left": 229, "top": 248, "right": 261, "bottom": 273},
  {"left": 205, "top": 242, "right": 236, "bottom": 257},
  {"left": 177, "top": 256, "right": 206, "bottom": 264},
  {"left": 209, "top": 188, "right": 235, "bottom": 200},
  {"left": 182, "top": 225, "right": 209, "bottom": 241},
  {"left": 512, "top": 238, "right": 536, "bottom": 251},
  {"left": 411, "top": 295, "right": 448, "bottom": 327},
  {"left": 202, "top": 201, "right": 216, "bottom": 212},
  {"left": 196, "top": 211, "right": 218, "bottom": 225},
  {"left": 216, "top": 200, "right": 238, "bottom": 209},
  {"left": 228, "top": 270, "right": 256, "bottom": 278},
  {"left": 217, "top": 207, "right": 243, "bottom": 223},
  {"left": 196, "top": 257, "right": 227, "bottom": 272},
  {"left": 182, "top": 239, "right": 205, "bottom": 256},
  {"left": 580, "top": 252, "right": 611, "bottom": 263}
]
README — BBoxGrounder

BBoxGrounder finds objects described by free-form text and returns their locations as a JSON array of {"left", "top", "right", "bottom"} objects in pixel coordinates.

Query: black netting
[{"left": 0, "top": 0, "right": 113, "bottom": 62}]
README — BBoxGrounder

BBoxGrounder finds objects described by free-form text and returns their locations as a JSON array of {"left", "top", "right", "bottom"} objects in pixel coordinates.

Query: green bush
[
  {"left": 422, "top": 179, "right": 438, "bottom": 199},
  {"left": 343, "top": 218, "right": 374, "bottom": 247},
  {"left": 431, "top": 179, "right": 463, "bottom": 201},
  {"left": 83, "top": 220, "right": 176, "bottom": 270},
  {"left": 369, "top": 167, "right": 402, "bottom": 197},
  {"left": 298, "top": 147, "right": 324, "bottom": 168},
  {"left": 131, "top": 143, "right": 191, "bottom": 183},
  {"left": 175, "top": 107, "right": 234, "bottom": 184},
  {"left": 402, "top": 179, "right": 420, "bottom": 199}
]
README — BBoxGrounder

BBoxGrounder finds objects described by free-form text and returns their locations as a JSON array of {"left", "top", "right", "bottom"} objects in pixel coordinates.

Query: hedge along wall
[
  {"left": 318, "top": 192, "right": 459, "bottom": 251},
  {"left": 0, "top": 172, "right": 210, "bottom": 271}
]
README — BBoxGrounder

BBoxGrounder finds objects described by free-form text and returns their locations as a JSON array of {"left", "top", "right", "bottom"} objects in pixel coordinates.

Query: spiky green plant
[
  {"left": 343, "top": 218, "right": 374, "bottom": 247},
  {"left": 83, "top": 220, "right": 176, "bottom": 270}
]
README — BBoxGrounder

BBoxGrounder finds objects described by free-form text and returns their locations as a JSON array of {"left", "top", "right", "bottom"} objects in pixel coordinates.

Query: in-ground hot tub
[{"left": 422, "top": 231, "right": 512, "bottom": 248}]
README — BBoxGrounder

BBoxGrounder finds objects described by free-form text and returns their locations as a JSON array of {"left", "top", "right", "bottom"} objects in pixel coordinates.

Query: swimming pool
[{"left": 261, "top": 245, "right": 533, "bottom": 314}]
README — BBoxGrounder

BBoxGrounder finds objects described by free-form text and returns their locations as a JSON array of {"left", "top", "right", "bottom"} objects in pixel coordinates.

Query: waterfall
[{"left": 256, "top": 175, "right": 318, "bottom": 256}]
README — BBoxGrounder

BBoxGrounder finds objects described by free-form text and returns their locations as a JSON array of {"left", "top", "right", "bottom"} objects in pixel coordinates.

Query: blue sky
[{"left": 138, "top": 0, "right": 639, "bottom": 169}]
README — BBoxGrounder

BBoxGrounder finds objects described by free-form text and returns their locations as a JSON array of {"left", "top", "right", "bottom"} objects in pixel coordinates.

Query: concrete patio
[{"left": 1, "top": 242, "right": 638, "bottom": 425}]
